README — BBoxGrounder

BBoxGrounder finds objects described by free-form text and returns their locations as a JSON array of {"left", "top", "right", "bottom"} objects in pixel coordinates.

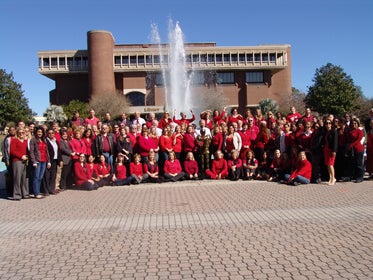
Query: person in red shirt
[
  {"left": 163, "top": 151, "right": 185, "bottom": 182},
  {"left": 95, "top": 154, "right": 113, "bottom": 187},
  {"left": 137, "top": 127, "right": 154, "bottom": 162},
  {"left": 70, "top": 129, "right": 86, "bottom": 161},
  {"left": 112, "top": 153, "right": 132, "bottom": 186},
  {"left": 210, "top": 126, "right": 223, "bottom": 157},
  {"left": 284, "top": 151, "right": 312, "bottom": 185},
  {"left": 158, "top": 112, "right": 173, "bottom": 130},
  {"left": 9, "top": 127, "right": 30, "bottom": 200},
  {"left": 143, "top": 150, "right": 163, "bottom": 183},
  {"left": 227, "top": 149, "right": 242, "bottom": 181},
  {"left": 212, "top": 108, "right": 227, "bottom": 127},
  {"left": 29, "top": 126, "right": 51, "bottom": 198},
  {"left": 205, "top": 150, "right": 228, "bottom": 179},
  {"left": 130, "top": 154, "right": 148, "bottom": 184},
  {"left": 173, "top": 109, "right": 195, "bottom": 127},
  {"left": 302, "top": 107, "right": 314, "bottom": 124},
  {"left": 172, "top": 125, "right": 184, "bottom": 160},
  {"left": 74, "top": 154, "right": 98, "bottom": 191},
  {"left": 242, "top": 150, "right": 258, "bottom": 180},
  {"left": 341, "top": 118, "right": 365, "bottom": 183},
  {"left": 183, "top": 152, "right": 200, "bottom": 180},
  {"left": 84, "top": 109, "right": 100, "bottom": 127},
  {"left": 286, "top": 106, "right": 302, "bottom": 124}
]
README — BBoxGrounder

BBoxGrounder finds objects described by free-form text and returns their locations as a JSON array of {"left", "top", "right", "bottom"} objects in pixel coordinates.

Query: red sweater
[
  {"left": 159, "top": 135, "right": 172, "bottom": 152},
  {"left": 183, "top": 133, "right": 196, "bottom": 152},
  {"left": 10, "top": 138, "right": 28, "bottom": 162},
  {"left": 115, "top": 164, "right": 127, "bottom": 179},
  {"left": 74, "top": 162, "right": 91, "bottom": 186},
  {"left": 164, "top": 159, "right": 182, "bottom": 174},
  {"left": 289, "top": 159, "right": 312, "bottom": 181},
  {"left": 211, "top": 158, "right": 228, "bottom": 175},
  {"left": 184, "top": 160, "right": 199, "bottom": 175},
  {"left": 95, "top": 162, "right": 111, "bottom": 176},
  {"left": 130, "top": 162, "right": 143, "bottom": 176},
  {"left": 137, "top": 135, "right": 153, "bottom": 156},
  {"left": 347, "top": 128, "right": 364, "bottom": 153}
]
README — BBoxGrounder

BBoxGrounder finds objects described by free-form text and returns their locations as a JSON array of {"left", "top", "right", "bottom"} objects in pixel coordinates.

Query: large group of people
[{"left": 2, "top": 105, "right": 373, "bottom": 201}]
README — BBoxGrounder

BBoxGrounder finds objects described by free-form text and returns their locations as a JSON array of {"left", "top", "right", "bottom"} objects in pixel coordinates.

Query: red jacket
[
  {"left": 164, "top": 159, "right": 182, "bottom": 174},
  {"left": 347, "top": 128, "right": 364, "bottom": 153},
  {"left": 289, "top": 159, "right": 312, "bottom": 181},
  {"left": 184, "top": 160, "right": 199, "bottom": 175},
  {"left": 74, "top": 162, "right": 91, "bottom": 186}
]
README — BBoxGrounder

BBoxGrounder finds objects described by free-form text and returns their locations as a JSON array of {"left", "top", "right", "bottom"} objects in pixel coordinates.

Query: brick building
[{"left": 38, "top": 30, "right": 291, "bottom": 114}]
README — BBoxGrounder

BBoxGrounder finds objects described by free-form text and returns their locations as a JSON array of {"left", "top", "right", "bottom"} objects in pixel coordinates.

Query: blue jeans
[
  {"left": 33, "top": 162, "right": 46, "bottom": 195},
  {"left": 284, "top": 174, "right": 310, "bottom": 184}
]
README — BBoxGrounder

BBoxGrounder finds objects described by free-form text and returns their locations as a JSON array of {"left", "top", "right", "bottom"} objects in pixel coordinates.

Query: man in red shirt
[{"left": 286, "top": 106, "right": 302, "bottom": 124}]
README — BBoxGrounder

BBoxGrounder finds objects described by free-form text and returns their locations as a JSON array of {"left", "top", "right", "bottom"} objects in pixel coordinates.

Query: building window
[
  {"left": 126, "top": 91, "right": 145, "bottom": 106},
  {"left": 216, "top": 54, "right": 222, "bottom": 63},
  {"left": 155, "top": 73, "right": 164, "bottom": 86},
  {"left": 59, "top": 57, "right": 66, "bottom": 67},
  {"left": 247, "top": 54, "right": 253, "bottom": 62},
  {"left": 239, "top": 54, "right": 245, "bottom": 62},
  {"left": 217, "top": 72, "right": 234, "bottom": 84},
  {"left": 153, "top": 55, "right": 160, "bottom": 64},
  {"left": 146, "top": 55, "right": 152, "bottom": 64},
  {"left": 192, "top": 54, "right": 199, "bottom": 63},
  {"left": 254, "top": 53, "right": 261, "bottom": 62},
  {"left": 122, "top": 56, "right": 129, "bottom": 65},
  {"left": 138, "top": 55, "right": 144, "bottom": 65},
  {"left": 231, "top": 54, "right": 238, "bottom": 62},
  {"left": 246, "top": 72, "right": 264, "bottom": 83},
  {"left": 223, "top": 54, "right": 230, "bottom": 63},
  {"left": 130, "top": 56, "right": 137, "bottom": 65},
  {"left": 190, "top": 71, "right": 205, "bottom": 85},
  {"left": 262, "top": 53, "right": 268, "bottom": 62},
  {"left": 114, "top": 56, "right": 121, "bottom": 65},
  {"left": 270, "top": 53, "right": 276, "bottom": 62},
  {"left": 207, "top": 54, "right": 214, "bottom": 63}
]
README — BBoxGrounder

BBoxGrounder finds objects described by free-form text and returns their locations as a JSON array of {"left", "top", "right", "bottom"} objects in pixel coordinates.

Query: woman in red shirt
[
  {"left": 172, "top": 125, "right": 184, "bottom": 160},
  {"left": 163, "top": 151, "right": 185, "bottom": 182},
  {"left": 341, "top": 118, "right": 365, "bottom": 183},
  {"left": 112, "top": 153, "right": 132, "bottom": 186},
  {"left": 74, "top": 154, "right": 98, "bottom": 190},
  {"left": 9, "top": 127, "right": 30, "bottom": 200},
  {"left": 284, "top": 151, "right": 312, "bottom": 185},
  {"left": 206, "top": 150, "right": 228, "bottom": 179},
  {"left": 130, "top": 154, "right": 148, "bottom": 184},
  {"left": 29, "top": 126, "right": 51, "bottom": 198},
  {"left": 95, "top": 154, "right": 113, "bottom": 187},
  {"left": 183, "top": 151, "right": 199, "bottom": 180}
]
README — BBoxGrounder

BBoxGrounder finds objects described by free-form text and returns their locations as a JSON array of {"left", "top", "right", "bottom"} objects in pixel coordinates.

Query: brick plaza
[{"left": 0, "top": 180, "right": 372, "bottom": 279}]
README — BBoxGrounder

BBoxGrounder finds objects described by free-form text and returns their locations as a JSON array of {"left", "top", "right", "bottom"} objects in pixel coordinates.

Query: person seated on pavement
[{"left": 283, "top": 150, "right": 312, "bottom": 186}]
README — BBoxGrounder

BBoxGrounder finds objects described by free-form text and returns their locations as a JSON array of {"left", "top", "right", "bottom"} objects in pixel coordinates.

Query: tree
[
  {"left": 278, "top": 87, "right": 306, "bottom": 114},
  {"left": 0, "top": 69, "right": 35, "bottom": 128},
  {"left": 62, "top": 100, "right": 89, "bottom": 121},
  {"left": 44, "top": 105, "right": 67, "bottom": 125},
  {"left": 258, "top": 98, "right": 278, "bottom": 115},
  {"left": 89, "top": 92, "right": 131, "bottom": 120},
  {"left": 305, "top": 63, "right": 360, "bottom": 116}
]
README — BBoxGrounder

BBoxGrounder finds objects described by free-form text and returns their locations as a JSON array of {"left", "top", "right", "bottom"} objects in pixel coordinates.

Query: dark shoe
[
  {"left": 293, "top": 181, "right": 301, "bottom": 186},
  {"left": 354, "top": 178, "right": 364, "bottom": 183},
  {"left": 23, "top": 196, "right": 31, "bottom": 199},
  {"left": 8, "top": 197, "right": 21, "bottom": 201}
]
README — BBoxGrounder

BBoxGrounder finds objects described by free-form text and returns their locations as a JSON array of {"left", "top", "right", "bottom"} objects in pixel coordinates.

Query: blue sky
[{"left": 1, "top": 0, "right": 372, "bottom": 115}]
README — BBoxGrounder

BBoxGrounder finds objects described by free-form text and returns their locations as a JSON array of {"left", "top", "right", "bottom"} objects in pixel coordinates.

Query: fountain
[{"left": 150, "top": 20, "right": 194, "bottom": 114}]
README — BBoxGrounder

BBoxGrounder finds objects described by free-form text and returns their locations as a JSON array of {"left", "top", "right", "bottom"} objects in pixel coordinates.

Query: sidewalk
[{"left": 0, "top": 180, "right": 372, "bottom": 279}]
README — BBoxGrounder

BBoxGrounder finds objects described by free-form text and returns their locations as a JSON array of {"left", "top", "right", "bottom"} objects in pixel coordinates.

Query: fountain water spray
[{"left": 151, "top": 20, "right": 193, "bottom": 114}]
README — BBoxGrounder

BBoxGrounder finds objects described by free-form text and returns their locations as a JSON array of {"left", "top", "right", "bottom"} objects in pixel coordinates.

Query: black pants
[{"left": 43, "top": 160, "right": 58, "bottom": 194}]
